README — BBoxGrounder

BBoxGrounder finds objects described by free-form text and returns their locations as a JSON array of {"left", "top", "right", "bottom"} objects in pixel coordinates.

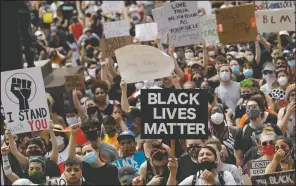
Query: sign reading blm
[
  {"left": 1, "top": 67, "right": 50, "bottom": 134},
  {"left": 141, "top": 89, "right": 209, "bottom": 139}
]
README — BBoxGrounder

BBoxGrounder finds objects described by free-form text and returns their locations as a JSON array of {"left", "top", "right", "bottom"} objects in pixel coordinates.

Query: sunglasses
[
  {"left": 261, "top": 140, "right": 274, "bottom": 147},
  {"left": 263, "top": 70, "right": 274, "bottom": 75}
]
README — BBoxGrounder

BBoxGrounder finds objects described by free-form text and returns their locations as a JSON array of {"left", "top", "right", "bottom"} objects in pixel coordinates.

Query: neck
[
  {"left": 221, "top": 80, "right": 232, "bottom": 86},
  {"left": 97, "top": 101, "right": 106, "bottom": 107},
  {"left": 249, "top": 117, "right": 263, "bottom": 128},
  {"left": 164, "top": 83, "right": 173, "bottom": 88},
  {"left": 92, "top": 159, "right": 105, "bottom": 168},
  {"left": 191, "top": 156, "right": 198, "bottom": 163},
  {"left": 68, "top": 180, "right": 82, "bottom": 185}
]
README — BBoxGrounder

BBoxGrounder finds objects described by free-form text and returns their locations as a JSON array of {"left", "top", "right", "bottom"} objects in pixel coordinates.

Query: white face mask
[
  {"left": 185, "top": 52, "right": 194, "bottom": 59},
  {"left": 220, "top": 71, "right": 231, "bottom": 82},
  {"left": 88, "top": 68, "right": 96, "bottom": 77},
  {"left": 208, "top": 51, "right": 216, "bottom": 57},
  {"left": 56, "top": 136, "right": 64, "bottom": 146},
  {"left": 135, "top": 82, "right": 144, "bottom": 90},
  {"left": 277, "top": 76, "right": 288, "bottom": 86},
  {"left": 210, "top": 113, "right": 224, "bottom": 125},
  {"left": 246, "top": 55, "right": 254, "bottom": 62}
]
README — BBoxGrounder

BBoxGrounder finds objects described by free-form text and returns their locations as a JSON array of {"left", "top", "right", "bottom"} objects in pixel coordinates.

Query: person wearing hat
[
  {"left": 118, "top": 130, "right": 137, "bottom": 158},
  {"left": 124, "top": 107, "right": 142, "bottom": 145},
  {"left": 260, "top": 62, "right": 279, "bottom": 94},
  {"left": 77, "top": 27, "right": 100, "bottom": 48},
  {"left": 118, "top": 166, "right": 140, "bottom": 186}
]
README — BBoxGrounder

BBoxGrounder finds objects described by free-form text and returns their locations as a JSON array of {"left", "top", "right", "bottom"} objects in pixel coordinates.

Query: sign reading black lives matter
[
  {"left": 141, "top": 89, "right": 209, "bottom": 139},
  {"left": 1, "top": 67, "right": 50, "bottom": 134}
]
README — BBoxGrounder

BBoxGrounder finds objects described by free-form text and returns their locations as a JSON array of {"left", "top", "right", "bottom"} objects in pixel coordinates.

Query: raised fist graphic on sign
[{"left": 10, "top": 78, "right": 31, "bottom": 110}]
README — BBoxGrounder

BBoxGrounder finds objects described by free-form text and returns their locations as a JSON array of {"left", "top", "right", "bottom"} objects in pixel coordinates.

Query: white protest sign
[
  {"left": 115, "top": 45, "right": 174, "bottom": 83},
  {"left": 103, "top": 20, "right": 130, "bottom": 38},
  {"left": 198, "top": 1, "right": 212, "bottom": 15},
  {"left": 1, "top": 67, "right": 50, "bottom": 134},
  {"left": 152, "top": 7, "right": 169, "bottom": 43},
  {"left": 255, "top": 8, "right": 295, "bottom": 32},
  {"left": 163, "top": 1, "right": 201, "bottom": 47},
  {"left": 247, "top": 160, "right": 271, "bottom": 177},
  {"left": 199, "top": 14, "right": 219, "bottom": 44},
  {"left": 102, "top": 1, "right": 125, "bottom": 13},
  {"left": 136, "top": 23, "right": 158, "bottom": 41},
  {"left": 254, "top": 1, "right": 296, "bottom": 11}
]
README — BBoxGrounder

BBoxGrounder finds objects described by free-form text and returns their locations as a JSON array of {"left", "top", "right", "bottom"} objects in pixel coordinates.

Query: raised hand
[
  {"left": 70, "top": 123, "right": 81, "bottom": 134},
  {"left": 155, "top": 33, "right": 161, "bottom": 44},
  {"left": 132, "top": 176, "right": 143, "bottom": 186},
  {"left": 167, "top": 158, "right": 178, "bottom": 174},
  {"left": 274, "top": 149, "right": 286, "bottom": 163},
  {"left": 120, "top": 80, "right": 127, "bottom": 93},
  {"left": 1, "top": 145, "right": 10, "bottom": 156},
  {"left": 10, "top": 78, "right": 32, "bottom": 110}
]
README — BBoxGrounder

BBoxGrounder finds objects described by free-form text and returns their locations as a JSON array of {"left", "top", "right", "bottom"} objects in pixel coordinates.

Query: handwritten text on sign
[
  {"left": 199, "top": 14, "right": 219, "bottom": 44},
  {"left": 100, "top": 36, "right": 132, "bottom": 57},
  {"left": 102, "top": 1, "right": 125, "bottom": 13},
  {"left": 254, "top": 1, "right": 296, "bottom": 11},
  {"left": 141, "top": 89, "right": 209, "bottom": 139},
  {"left": 247, "top": 160, "right": 271, "bottom": 177},
  {"left": 152, "top": 7, "right": 169, "bottom": 44},
  {"left": 64, "top": 74, "right": 85, "bottom": 92},
  {"left": 136, "top": 23, "right": 158, "bottom": 42},
  {"left": 103, "top": 20, "right": 130, "bottom": 38},
  {"left": 163, "top": 1, "right": 201, "bottom": 47},
  {"left": 112, "top": 151, "right": 145, "bottom": 172},
  {"left": 1, "top": 67, "right": 50, "bottom": 134},
  {"left": 255, "top": 8, "right": 295, "bottom": 33},
  {"left": 251, "top": 169, "right": 295, "bottom": 185}
]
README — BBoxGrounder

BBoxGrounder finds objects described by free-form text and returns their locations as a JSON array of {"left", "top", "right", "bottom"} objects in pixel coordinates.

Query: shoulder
[
  {"left": 140, "top": 161, "right": 147, "bottom": 169},
  {"left": 179, "top": 175, "right": 194, "bottom": 185},
  {"left": 222, "top": 170, "right": 235, "bottom": 180}
]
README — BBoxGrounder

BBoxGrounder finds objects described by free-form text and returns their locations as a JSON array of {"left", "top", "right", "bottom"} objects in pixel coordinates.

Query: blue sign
[{"left": 111, "top": 151, "right": 146, "bottom": 172}]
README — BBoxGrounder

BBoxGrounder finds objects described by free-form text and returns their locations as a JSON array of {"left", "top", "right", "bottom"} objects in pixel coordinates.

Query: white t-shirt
[{"left": 179, "top": 170, "right": 236, "bottom": 185}]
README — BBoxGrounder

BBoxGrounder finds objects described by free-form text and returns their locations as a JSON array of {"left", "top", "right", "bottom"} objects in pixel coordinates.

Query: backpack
[{"left": 192, "top": 171, "right": 225, "bottom": 186}]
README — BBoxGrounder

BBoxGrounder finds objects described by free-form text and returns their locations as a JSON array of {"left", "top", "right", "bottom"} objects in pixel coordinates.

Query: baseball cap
[
  {"left": 118, "top": 166, "right": 139, "bottom": 185},
  {"left": 262, "top": 63, "right": 276, "bottom": 73},
  {"left": 118, "top": 130, "right": 135, "bottom": 142},
  {"left": 126, "top": 107, "right": 141, "bottom": 121}
]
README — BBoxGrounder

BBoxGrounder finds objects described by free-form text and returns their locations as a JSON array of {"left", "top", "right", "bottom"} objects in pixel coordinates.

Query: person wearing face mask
[
  {"left": 276, "top": 70, "right": 290, "bottom": 92},
  {"left": 86, "top": 62, "right": 99, "bottom": 78},
  {"left": 260, "top": 62, "right": 279, "bottom": 94},
  {"left": 242, "top": 64, "right": 255, "bottom": 79},
  {"left": 102, "top": 116, "right": 120, "bottom": 150},
  {"left": 209, "top": 105, "right": 236, "bottom": 165},
  {"left": 230, "top": 59, "right": 245, "bottom": 82},
  {"left": 139, "top": 142, "right": 170, "bottom": 186},
  {"left": 65, "top": 108, "right": 81, "bottom": 126},
  {"left": 68, "top": 123, "right": 120, "bottom": 185},
  {"left": 168, "top": 145, "right": 236, "bottom": 185},
  {"left": 176, "top": 139, "right": 206, "bottom": 183},
  {"left": 234, "top": 95, "right": 282, "bottom": 167},
  {"left": 184, "top": 47, "right": 195, "bottom": 63},
  {"left": 265, "top": 136, "right": 295, "bottom": 173}
]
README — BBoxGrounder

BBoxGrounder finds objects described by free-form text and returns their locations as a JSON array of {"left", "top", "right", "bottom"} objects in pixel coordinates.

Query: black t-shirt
[
  {"left": 91, "top": 24, "right": 103, "bottom": 39},
  {"left": 82, "top": 162, "right": 120, "bottom": 185},
  {"left": 100, "top": 103, "right": 114, "bottom": 116},
  {"left": 176, "top": 153, "right": 199, "bottom": 183},
  {"left": 234, "top": 74, "right": 245, "bottom": 82},
  {"left": 234, "top": 124, "right": 282, "bottom": 154},
  {"left": 243, "top": 147, "right": 260, "bottom": 167},
  {"left": 45, "top": 159, "right": 61, "bottom": 178},
  {"left": 234, "top": 104, "right": 246, "bottom": 120},
  {"left": 162, "top": 138, "right": 184, "bottom": 158}
]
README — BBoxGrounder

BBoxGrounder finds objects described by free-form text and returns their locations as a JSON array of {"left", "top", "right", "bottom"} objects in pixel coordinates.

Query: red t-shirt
[{"left": 69, "top": 22, "right": 83, "bottom": 41}]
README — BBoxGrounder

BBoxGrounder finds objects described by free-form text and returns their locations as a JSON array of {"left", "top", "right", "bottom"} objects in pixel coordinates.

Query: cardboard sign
[
  {"left": 255, "top": 8, "right": 295, "bottom": 33},
  {"left": 64, "top": 74, "right": 85, "bottom": 91},
  {"left": 247, "top": 160, "right": 271, "bottom": 177},
  {"left": 163, "top": 1, "right": 201, "bottom": 47},
  {"left": 115, "top": 45, "right": 174, "bottom": 83},
  {"left": 199, "top": 14, "right": 219, "bottom": 44},
  {"left": 102, "top": 1, "right": 125, "bottom": 13},
  {"left": 1, "top": 67, "right": 50, "bottom": 134},
  {"left": 136, "top": 23, "right": 158, "bottom": 41},
  {"left": 140, "top": 89, "right": 209, "bottom": 139},
  {"left": 100, "top": 36, "right": 132, "bottom": 57},
  {"left": 152, "top": 7, "right": 169, "bottom": 43},
  {"left": 103, "top": 20, "right": 130, "bottom": 39},
  {"left": 251, "top": 170, "right": 295, "bottom": 185},
  {"left": 254, "top": 1, "right": 296, "bottom": 11},
  {"left": 111, "top": 151, "right": 146, "bottom": 172},
  {"left": 215, "top": 4, "right": 257, "bottom": 44}
]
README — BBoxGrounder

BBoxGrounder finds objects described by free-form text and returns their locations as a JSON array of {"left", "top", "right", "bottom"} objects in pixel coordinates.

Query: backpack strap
[
  {"left": 218, "top": 171, "right": 225, "bottom": 186},
  {"left": 242, "top": 124, "right": 248, "bottom": 141},
  {"left": 191, "top": 174, "right": 197, "bottom": 186}
]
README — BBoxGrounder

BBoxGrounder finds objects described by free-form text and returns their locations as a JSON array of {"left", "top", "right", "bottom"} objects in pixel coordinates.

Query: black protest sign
[
  {"left": 251, "top": 169, "right": 295, "bottom": 185},
  {"left": 247, "top": 160, "right": 271, "bottom": 176},
  {"left": 100, "top": 36, "right": 132, "bottom": 57},
  {"left": 140, "top": 89, "right": 209, "bottom": 139}
]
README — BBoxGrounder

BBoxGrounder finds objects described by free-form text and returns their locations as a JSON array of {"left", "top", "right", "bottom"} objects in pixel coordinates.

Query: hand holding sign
[
  {"left": 10, "top": 77, "right": 32, "bottom": 110},
  {"left": 167, "top": 158, "right": 178, "bottom": 174}
]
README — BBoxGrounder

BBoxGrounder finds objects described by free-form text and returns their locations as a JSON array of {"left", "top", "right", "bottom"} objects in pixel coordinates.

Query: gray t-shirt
[
  {"left": 220, "top": 163, "right": 243, "bottom": 185},
  {"left": 99, "top": 142, "right": 119, "bottom": 163}
]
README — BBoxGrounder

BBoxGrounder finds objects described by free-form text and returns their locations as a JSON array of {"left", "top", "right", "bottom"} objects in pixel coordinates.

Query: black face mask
[
  {"left": 187, "top": 146, "right": 201, "bottom": 159},
  {"left": 198, "top": 161, "right": 217, "bottom": 171},
  {"left": 28, "top": 150, "right": 43, "bottom": 157},
  {"left": 87, "top": 106, "right": 98, "bottom": 115},
  {"left": 241, "top": 93, "right": 252, "bottom": 100},
  {"left": 207, "top": 69, "right": 216, "bottom": 77},
  {"left": 84, "top": 130, "right": 99, "bottom": 141}
]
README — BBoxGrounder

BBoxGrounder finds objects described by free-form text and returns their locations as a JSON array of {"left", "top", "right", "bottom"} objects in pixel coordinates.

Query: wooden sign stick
[
  {"left": 277, "top": 32, "right": 283, "bottom": 56},
  {"left": 171, "top": 139, "right": 175, "bottom": 160}
]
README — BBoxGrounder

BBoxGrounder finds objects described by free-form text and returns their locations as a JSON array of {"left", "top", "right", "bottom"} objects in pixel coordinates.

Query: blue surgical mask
[
  {"left": 84, "top": 152, "right": 97, "bottom": 165},
  {"left": 220, "top": 71, "right": 230, "bottom": 81},
  {"left": 66, "top": 117, "right": 80, "bottom": 126},
  {"left": 288, "top": 59, "right": 295, "bottom": 67},
  {"left": 132, "top": 20, "right": 139, "bottom": 24},
  {"left": 243, "top": 69, "right": 253, "bottom": 78},
  {"left": 231, "top": 65, "right": 240, "bottom": 74}
]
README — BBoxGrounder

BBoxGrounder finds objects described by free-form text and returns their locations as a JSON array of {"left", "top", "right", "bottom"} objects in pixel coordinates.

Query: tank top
[
  {"left": 146, "top": 159, "right": 170, "bottom": 185},
  {"left": 70, "top": 23, "right": 83, "bottom": 41}
]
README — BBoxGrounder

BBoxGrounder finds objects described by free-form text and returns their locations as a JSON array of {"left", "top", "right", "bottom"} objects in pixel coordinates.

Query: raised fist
[{"left": 10, "top": 78, "right": 31, "bottom": 110}]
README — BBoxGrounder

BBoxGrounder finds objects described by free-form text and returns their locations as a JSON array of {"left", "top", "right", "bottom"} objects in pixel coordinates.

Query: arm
[
  {"left": 119, "top": 119, "right": 128, "bottom": 132},
  {"left": 235, "top": 150, "right": 244, "bottom": 167},
  {"left": 277, "top": 102, "right": 295, "bottom": 135},
  {"left": 203, "top": 44, "right": 209, "bottom": 76},
  {"left": 258, "top": 34, "right": 271, "bottom": 53},
  {"left": 68, "top": 124, "right": 80, "bottom": 159},
  {"left": 155, "top": 34, "right": 164, "bottom": 51},
  {"left": 165, "top": 32, "right": 169, "bottom": 47},
  {"left": 48, "top": 123, "right": 58, "bottom": 163},
  {"left": 73, "top": 89, "right": 86, "bottom": 121},
  {"left": 6, "top": 130, "right": 28, "bottom": 166},
  {"left": 2, "top": 155, "right": 20, "bottom": 183},
  {"left": 168, "top": 45, "right": 184, "bottom": 81},
  {"left": 255, "top": 40, "right": 261, "bottom": 64},
  {"left": 120, "top": 80, "right": 130, "bottom": 113},
  {"left": 167, "top": 158, "right": 178, "bottom": 185},
  {"left": 101, "top": 61, "right": 111, "bottom": 85},
  {"left": 265, "top": 158, "right": 279, "bottom": 174}
]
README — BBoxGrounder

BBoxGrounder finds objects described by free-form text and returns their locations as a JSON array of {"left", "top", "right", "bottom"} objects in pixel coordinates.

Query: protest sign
[
  {"left": 64, "top": 74, "right": 85, "bottom": 92},
  {"left": 103, "top": 20, "right": 130, "bottom": 39},
  {"left": 140, "top": 89, "right": 209, "bottom": 139},
  {"left": 102, "top": 1, "right": 125, "bottom": 13},
  {"left": 254, "top": 1, "right": 296, "bottom": 11},
  {"left": 152, "top": 7, "right": 169, "bottom": 43},
  {"left": 163, "top": 1, "right": 201, "bottom": 47},
  {"left": 247, "top": 160, "right": 271, "bottom": 177},
  {"left": 251, "top": 169, "right": 295, "bottom": 185},
  {"left": 47, "top": 177, "right": 66, "bottom": 186},
  {"left": 199, "top": 14, "right": 219, "bottom": 44},
  {"left": 136, "top": 23, "right": 158, "bottom": 41},
  {"left": 112, "top": 151, "right": 145, "bottom": 172},
  {"left": 1, "top": 67, "right": 50, "bottom": 134},
  {"left": 115, "top": 45, "right": 174, "bottom": 83},
  {"left": 100, "top": 36, "right": 132, "bottom": 57},
  {"left": 215, "top": 4, "right": 257, "bottom": 44},
  {"left": 255, "top": 8, "right": 295, "bottom": 33}
]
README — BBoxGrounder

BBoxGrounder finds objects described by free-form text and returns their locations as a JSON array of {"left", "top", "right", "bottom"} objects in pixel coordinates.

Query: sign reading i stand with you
[
  {"left": 141, "top": 89, "right": 209, "bottom": 139},
  {"left": 1, "top": 67, "right": 50, "bottom": 134},
  {"left": 163, "top": 1, "right": 201, "bottom": 47}
]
